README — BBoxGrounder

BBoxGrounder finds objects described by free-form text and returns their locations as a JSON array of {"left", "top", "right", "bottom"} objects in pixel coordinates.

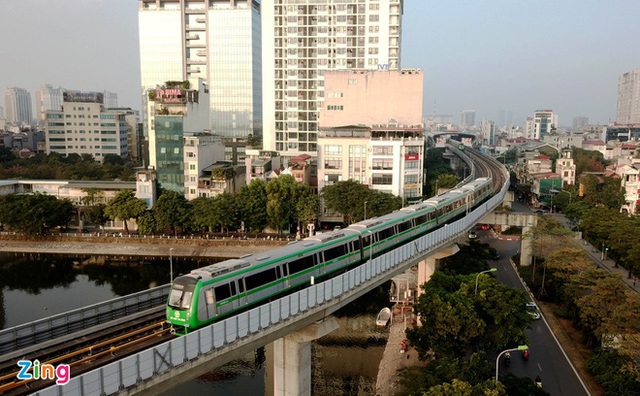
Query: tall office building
[
  {"left": 460, "top": 109, "right": 475, "bottom": 129},
  {"left": 138, "top": 0, "right": 262, "bottom": 140},
  {"left": 481, "top": 119, "right": 495, "bottom": 146},
  {"left": 35, "top": 85, "right": 65, "bottom": 122},
  {"left": 572, "top": 116, "right": 589, "bottom": 131},
  {"left": 262, "top": 0, "right": 404, "bottom": 157},
  {"left": 616, "top": 69, "right": 640, "bottom": 124},
  {"left": 4, "top": 87, "right": 32, "bottom": 125},
  {"left": 103, "top": 91, "right": 119, "bottom": 109}
]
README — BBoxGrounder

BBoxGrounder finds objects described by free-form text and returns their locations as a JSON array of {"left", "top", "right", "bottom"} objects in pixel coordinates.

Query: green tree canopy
[
  {"left": 0, "top": 193, "right": 74, "bottom": 236},
  {"left": 153, "top": 190, "right": 191, "bottom": 236},
  {"left": 104, "top": 190, "right": 147, "bottom": 234},
  {"left": 236, "top": 179, "right": 268, "bottom": 233}
]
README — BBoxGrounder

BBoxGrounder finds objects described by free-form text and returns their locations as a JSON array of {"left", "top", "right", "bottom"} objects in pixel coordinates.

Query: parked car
[{"left": 526, "top": 302, "right": 541, "bottom": 320}]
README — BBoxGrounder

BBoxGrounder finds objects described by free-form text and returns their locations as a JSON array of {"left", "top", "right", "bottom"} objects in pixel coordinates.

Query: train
[{"left": 166, "top": 177, "right": 494, "bottom": 334}]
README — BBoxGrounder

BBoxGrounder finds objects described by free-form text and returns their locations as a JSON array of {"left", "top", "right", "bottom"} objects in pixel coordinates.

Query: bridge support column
[
  {"left": 520, "top": 226, "right": 533, "bottom": 266},
  {"left": 416, "top": 244, "right": 460, "bottom": 297},
  {"left": 266, "top": 316, "right": 339, "bottom": 396}
]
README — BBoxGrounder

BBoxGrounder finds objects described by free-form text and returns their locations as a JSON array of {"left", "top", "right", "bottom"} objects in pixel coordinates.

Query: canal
[{"left": 0, "top": 252, "right": 391, "bottom": 395}]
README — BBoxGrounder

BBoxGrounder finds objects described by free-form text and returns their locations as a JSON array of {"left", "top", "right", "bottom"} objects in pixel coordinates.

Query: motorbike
[
  {"left": 504, "top": 352, "right": 511, "bottom": 367},
  {"left": 523, "top": 349, "right": 529, "bottom": 361},
  {"left": 535, "top": 375, "right": 542, "bottom": 388}
]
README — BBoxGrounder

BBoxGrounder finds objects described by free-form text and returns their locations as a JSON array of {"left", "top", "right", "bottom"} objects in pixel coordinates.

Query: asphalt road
[{"left": 479, "top": 231, "right": 590, "bottom": 396}]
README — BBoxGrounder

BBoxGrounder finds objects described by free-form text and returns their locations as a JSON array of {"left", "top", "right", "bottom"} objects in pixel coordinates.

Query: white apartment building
[
  {"left": 138, "top": 0, "right": 262, "bottom": 140},
  {"left": 4, "top": 87, "right": 32, "bottom": 125},
  {"left": 616, "top": 69, "right": 640, "bottom": 124},
  {"left": 481, "top": 119, "right": 495, "bottom": 146},
  {"left": 183, "top": 133, "right": 225, "bottom": 200},
  {"left": 555, "top": 150, "right": 576, "bottom": 186},
  {"left": 45, "top": 92, "right": 129, "bottom": 162},
  {"left": 35, "top": 85, "right": 65, "bottom": 122},
  {"left": 262, "top": 0, "right": 404, "bottom": 157}
]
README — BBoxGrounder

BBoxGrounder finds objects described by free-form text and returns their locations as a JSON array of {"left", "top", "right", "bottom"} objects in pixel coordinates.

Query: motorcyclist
[
  {"left": 504, "top": 352, "right": 511, "bottom": 366},
  {"left": 535, "top": 375, "right": 542, "bottom": 388},
  {"left": 523, "top": 349, "right": 529, "bottom": 360}
]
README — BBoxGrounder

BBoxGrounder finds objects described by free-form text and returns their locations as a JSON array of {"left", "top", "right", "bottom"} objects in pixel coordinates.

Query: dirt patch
[{"left": 537, "top": 301, "right": 605, "bottom": 396}]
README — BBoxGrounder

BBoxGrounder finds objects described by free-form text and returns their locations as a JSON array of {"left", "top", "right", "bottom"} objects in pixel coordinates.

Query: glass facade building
[
  {"left": 153, "top": 116, "right": 185, "bottom": 193},
  {"left": 138, "top": 0, "right": 262, "bottom": 139}
]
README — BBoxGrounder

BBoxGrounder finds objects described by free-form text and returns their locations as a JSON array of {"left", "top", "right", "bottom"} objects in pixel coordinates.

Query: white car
[
  {"left": 468, "top": 230, "right": 478, "bottom": 239},
  {"left": 526, "top": 302, "right": 541, "bottom": 320}
]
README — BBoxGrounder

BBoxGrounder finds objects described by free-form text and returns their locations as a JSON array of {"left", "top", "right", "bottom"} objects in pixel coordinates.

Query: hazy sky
[{"left": 1, "top": 0, "right": 639, "bottom": 127}]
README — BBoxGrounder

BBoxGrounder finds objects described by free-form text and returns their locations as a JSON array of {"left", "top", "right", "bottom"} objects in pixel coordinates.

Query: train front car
[{"left": 166, "top": 274, "right": 201, "bottom": 335}]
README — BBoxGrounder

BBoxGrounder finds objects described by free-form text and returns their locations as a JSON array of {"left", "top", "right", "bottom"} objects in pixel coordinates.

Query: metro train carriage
[{"left": 166, "top": 176, "right": 494, "bottom": 334}]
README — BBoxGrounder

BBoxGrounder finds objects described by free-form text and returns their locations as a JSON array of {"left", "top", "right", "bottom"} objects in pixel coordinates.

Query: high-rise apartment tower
[
  {"left": 616, "top": 69, "right": 640, "bottom": 124},
  {"left": 262, "top": 0, "right": 403, "bottom": 157},
  {"left": 138, "top": 0, "right": 262, "bottom": 139},
  {"left": 4, "top": 87, "right": 32, "bottom": 125}
]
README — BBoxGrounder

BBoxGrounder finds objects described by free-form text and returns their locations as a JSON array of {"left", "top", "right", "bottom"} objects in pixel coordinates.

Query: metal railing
[{"left": 0, "top": 286, "right": 169, "bottom": 356}]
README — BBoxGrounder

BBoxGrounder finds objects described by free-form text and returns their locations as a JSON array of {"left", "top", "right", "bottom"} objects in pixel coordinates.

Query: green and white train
[{"left": 166, "top": 177, "right": 493, "bottom": 334}]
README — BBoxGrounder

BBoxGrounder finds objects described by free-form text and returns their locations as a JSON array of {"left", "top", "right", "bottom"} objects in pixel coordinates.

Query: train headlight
[{"left": 186, "top": 312, "right": 190, "bottom": 321}]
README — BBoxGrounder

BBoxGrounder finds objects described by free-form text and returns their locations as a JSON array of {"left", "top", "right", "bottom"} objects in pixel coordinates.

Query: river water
[{"left": 0, "top": 252, "right": 389, "bottom": 395}]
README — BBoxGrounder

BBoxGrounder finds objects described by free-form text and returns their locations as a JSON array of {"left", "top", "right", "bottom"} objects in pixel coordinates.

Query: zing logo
[{"left": 16, "top": 359, "right": 70, "bottom": 385}]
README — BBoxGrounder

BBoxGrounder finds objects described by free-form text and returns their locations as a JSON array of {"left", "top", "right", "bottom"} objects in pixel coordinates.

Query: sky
[{"left": 1, "top": 0, "right": 639, "bottom": 127}]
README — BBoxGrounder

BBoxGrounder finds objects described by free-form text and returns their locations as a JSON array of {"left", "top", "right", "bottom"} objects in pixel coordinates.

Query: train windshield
[{"left": 168, "top": 278, "right": 197, "bottom": 310}]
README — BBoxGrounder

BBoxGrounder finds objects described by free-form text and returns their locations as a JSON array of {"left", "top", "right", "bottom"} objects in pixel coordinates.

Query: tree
[
  {"left": 320, "top": 180, "right": 369, "bottom": 224},
  {"left": 236, "top": 179, "right": 268, "bottom": 233},
  {"left": 0, "top": 193, "right": 73, "bottom": 236},
  {"left": 407, "top": 272, "right": 531, "bottom": 360},
  {"left": 296, "top": 191, "right": 319, "bottom": 236},
  {"left": 266, "top": 175, "right": 300, "bottom": 234},
  {"left": 103, "top": 154, "right": 125, "bottom": 166},
  {"left": 84, "top": 204, "right": 108, "bottom": 229},
  {"left": 136, "top": 210, "right": 160, "bottom": 235},
  {"left": 190, "top": 197, "right": 219, "bottom": 233},
  {"left": 153, "top": 190, "right": 191, "bottom": 236},
  {"left": 104, "top": 190, "right": 147, "bottom": 234}
]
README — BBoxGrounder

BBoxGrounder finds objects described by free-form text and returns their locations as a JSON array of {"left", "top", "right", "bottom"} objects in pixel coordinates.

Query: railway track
[{"left": 0, "top": 310, "right": 172, "bottom": 395}]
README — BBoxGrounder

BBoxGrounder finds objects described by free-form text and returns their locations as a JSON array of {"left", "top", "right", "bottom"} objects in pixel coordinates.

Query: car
[
  {"left": 491, "top": 252, "right": 501, "bottom": 260},
  {"left": 480, "top": 224, "right": 490, "bottom": 231},
  {"left": 468, "top": 230, "right": 478, "bottom": 239},
  {"left": 526, "top": 302, "right": 541, "bottom": 320}
]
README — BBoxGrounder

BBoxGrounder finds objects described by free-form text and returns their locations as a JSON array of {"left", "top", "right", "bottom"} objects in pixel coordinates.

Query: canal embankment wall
[{"left": 0, "top": 234, "right": 288, "bottom": 259}]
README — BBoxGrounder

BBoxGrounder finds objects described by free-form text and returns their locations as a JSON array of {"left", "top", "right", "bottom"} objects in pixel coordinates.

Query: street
[{"left": 479, "top": 231, "right": 590, "bottom": 396}]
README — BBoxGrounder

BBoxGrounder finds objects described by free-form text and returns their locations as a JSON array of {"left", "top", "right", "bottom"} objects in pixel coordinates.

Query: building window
[
  {"left": 372, "top": 146, "right": 393, "bottom": 155},
  {"left": 372, "top": 174, "right": 392, "bottom": 185},
  {"left": 372, "top": 159, "right": 393, "bottom": 170},
  {"left": 324, "top": 145, "right": 343, "bottom": 156},
  {"left": 405, "top": 160, "right": 420, "bottom": 169},
  {"left": 405, "top": 175, "right": 419, "bottom": 184},
  {"left": 324, "top": 158, "right": 342, "bottom": 169}
]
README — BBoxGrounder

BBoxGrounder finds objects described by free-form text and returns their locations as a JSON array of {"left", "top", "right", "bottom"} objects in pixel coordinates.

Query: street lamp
[
  {"left": 475, "top": 268, "right": 498, "bottom": 297},
  {"left": 364, "top": 201, "right": 368, "bottom": 221},
  {"left": 169, "top": 248, "right": 174, "bottom": 284},
  {"left": 495, "top": 345, "right": 528, "bottom": 382}
]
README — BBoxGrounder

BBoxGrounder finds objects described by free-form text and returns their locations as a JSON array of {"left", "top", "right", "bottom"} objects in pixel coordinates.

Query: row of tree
[
  {"left": 522, "top": 216, "right": 640, "bottom": 395},
  {"left": 0, "top": 150, "right": 135, "bottom": 181}
]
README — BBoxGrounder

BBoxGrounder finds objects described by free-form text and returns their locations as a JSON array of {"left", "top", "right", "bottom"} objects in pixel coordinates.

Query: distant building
[
  {"left": 197, "top": 161, "right": 245, "bottom": 197},
  {"left": 616, "top": 69, "right": 640, "bottom": 124},
  {"left": 102, "top": 91, "right": 118, "bottom": 109},
  {"left": 4, "top": 87, "right": 32, "bottom": 125},
  {"left": 245, "top": 149, "right": 284, "bottom": 184},
  {"left": 460, "top": 110, "right": 476, "bottom": 129},
  {"left": 481, "top": 120, "right": 495, "bottom": 146},
  {"left": 603, "top": 124, "right": 640, "bottom": 143},
  {"left": 572, "top": 116, "right": 589, "bottom": 131},
  {"left": 44, "top": 91, "right": 129, "bottom": 162},
  {"left": 35, "top": 85, "right": 65, "bottom": 122},
  {"left": 556, "top": 150, "right": 576, "bottom": 186}
]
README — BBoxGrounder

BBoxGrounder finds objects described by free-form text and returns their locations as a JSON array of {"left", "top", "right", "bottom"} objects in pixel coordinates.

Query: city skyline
[{"left": 1, "top": 0, "right": 640, "bottom": 127}]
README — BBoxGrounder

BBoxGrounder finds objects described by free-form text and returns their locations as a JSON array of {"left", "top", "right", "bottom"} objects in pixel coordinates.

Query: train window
[
  {"left": 324, "top": 244, "right": 347, "bottom": 261},
  {"left": 214, "top": 284, "right": 232, "bottom": 301},
  {"left": 276, "top": 266, "right": 282, "bottom": 279},
  {"left": 377, "top": 226, "right": 395, "bottom": 240},
  {"left": 205, "top": 288, "right": 214, "bottom": 305},
  {"left": 353, "top": 238, "right": 361, "bottom": 251},
  {"left": 398, "top": 220, "right": 412, "bottom": 232},
  {"left": 361, "top": 235, "right": 371, "bottom": 248},
  {"left": 289, "top": 255, "right": 315, "bottom": 274},
  {"left": 245, "top": 269, "right": 278, "bottom": 290},
  {"left": 415, "top": 215, "right": 427, "bottom": 225},
  {"left": 238, "top": 280, "right": 245, "bottom": 293},
  {"left": 230, "top": 282, "right": 237, "bottom": 296},
  {"left": 168, "top": 282, "right": 195, "bottom": 310}
]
